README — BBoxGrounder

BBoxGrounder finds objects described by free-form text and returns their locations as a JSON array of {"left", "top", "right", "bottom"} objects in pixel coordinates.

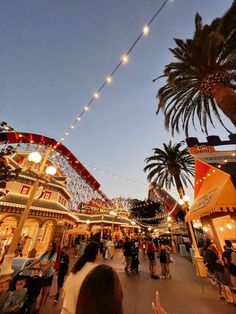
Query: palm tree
[
  {"left": 144, "top": 141, "right": 194, "bottom": 199},
  {"left": 155, "top": 0, "right": 236, "bottom": 136}
]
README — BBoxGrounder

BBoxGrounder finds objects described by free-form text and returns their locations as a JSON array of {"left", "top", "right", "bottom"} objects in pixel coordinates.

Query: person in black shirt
[
  {"left": 54, "top": 247, "right": 70, "bottom": 302},
  {"left": 122, "top": 237, "right": 132, "bottom": 274}
]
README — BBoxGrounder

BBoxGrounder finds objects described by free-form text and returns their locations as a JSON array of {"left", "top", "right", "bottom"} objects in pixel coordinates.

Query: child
[{"left": 2, "top": 277, "right": 27, "bottom": 313}]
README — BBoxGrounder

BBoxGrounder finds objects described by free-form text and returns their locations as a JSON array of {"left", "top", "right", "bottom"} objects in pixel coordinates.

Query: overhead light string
[
  {"left": 84, "top": 164, "right": 147, "bottom": 186},
  {"left": 57, "top": 0, "right": 170, "bottom": 145}
]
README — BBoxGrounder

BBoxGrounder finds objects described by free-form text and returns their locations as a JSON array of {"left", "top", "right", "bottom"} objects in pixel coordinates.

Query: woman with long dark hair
[
  {"left": 27, "top": 241, "right": 57, "bottom": 308},
  {"left": 62, "top": 241, "right": 99, "bottom": 314},
  {"left": 76, "top": 264, "right": 123, "bottom": 314}
]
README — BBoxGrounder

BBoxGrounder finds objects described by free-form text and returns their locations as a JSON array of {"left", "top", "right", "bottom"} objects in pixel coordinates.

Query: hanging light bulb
[
  {"left": 143, "top": 25, "right": 149, "bottom": 35},
  {"left": 94, "top": 92, "right": 99, "bottom": 99},
  {"left": 106, "top": 76, "right": 112, "bottom": 84},
  {"left": 122, "top": 54, "right": 129, "bottom": 64},
  {"left": 84, "top": 105, "right": 89, "bottom": 111},
  {"left": 178, "top": 199, "right": 184, "bottom": 205},
  {"left": 219, "top": 227, "right": 224, "bottom": 232}
]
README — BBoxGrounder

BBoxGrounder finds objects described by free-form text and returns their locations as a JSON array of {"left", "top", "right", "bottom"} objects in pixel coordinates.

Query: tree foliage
[
  {"left": 144, "top": 141, "right": 194, "bottom": 192},
  {"left": 155, "top": 0, "right": 236, "bottom": 135}
]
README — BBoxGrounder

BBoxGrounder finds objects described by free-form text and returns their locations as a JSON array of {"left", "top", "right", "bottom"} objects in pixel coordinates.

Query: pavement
[{"left": 40, "top": 249, "right": 236, "bottom": 314}]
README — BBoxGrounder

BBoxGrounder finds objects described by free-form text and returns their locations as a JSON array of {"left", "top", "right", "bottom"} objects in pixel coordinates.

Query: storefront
[{"left": 185, "top": 135, "right": 236, "bottom": 252}]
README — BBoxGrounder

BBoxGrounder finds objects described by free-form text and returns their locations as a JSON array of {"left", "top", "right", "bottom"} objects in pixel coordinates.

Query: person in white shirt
[
  {"left": 61, "top": 242, "right": 99, "bottom": 314},
  {"left": 106, "top": 238, "right": 114, "bottom": 259}
]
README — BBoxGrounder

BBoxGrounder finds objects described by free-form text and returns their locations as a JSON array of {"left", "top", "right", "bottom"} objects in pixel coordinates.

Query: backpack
[{"left": 147, "top": 243, "right": 155, "bottom": 260}]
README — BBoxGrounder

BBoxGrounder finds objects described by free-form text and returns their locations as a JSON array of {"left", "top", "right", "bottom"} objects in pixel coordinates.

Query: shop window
[
  {"left": 21, "top": 185, "right": 30, "bottom": 195},
  {"left": 44, "top": 191, "right": 51, "bottom": 200}
]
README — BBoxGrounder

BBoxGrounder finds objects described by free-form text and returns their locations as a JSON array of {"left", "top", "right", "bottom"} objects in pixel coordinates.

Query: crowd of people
[
  {"left": 0, "top": 234, "right": 235, "bottom": 313},
  {"left": 203, "top": 238, "right": 236, "bottom": 301},
  {"left": 0, "top": 236, "right": 169, "bottom": 314}
]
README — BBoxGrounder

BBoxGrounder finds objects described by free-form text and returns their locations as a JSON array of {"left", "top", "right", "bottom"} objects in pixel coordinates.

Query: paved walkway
[{"left": 40, "top": 249, "right": 235, "bottom": 314}]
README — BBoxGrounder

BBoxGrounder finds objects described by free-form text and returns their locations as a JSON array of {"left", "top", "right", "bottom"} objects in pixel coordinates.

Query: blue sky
[{"left": 0, "top": 0, "right": 234, "bottom": 202}]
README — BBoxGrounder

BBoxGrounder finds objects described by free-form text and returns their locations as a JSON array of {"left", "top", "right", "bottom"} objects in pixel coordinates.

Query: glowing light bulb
[
  {"left": 45, "top": 166, "right": 57, "bottom": 176},
  {"left": 70, "top": 125, "right": 74, "bottom": 129},
  {"left": 219, "top": 227, "right": 224, "bottom": 232},
  {"left": 61, "top": 137, "right": 64, "bottom": 141},
  {"left": 84, "top": 106, "right": 89, "bottom": 111},
  {"left": 226, "top": 223, "right": 233, "bottom": 230},
  {"left": 28, "top": 152, "right": 42, "bottom": 164},
  {"left": 65, "top": 132, "right": 69, "bottom": 136},
  {"left": 143, "top": 25, "right": 149, "bottom": 35},
  {"left": 183, "top": 195, "right": 190, "bottom": 202},
  {"left": 203, "top": 225, "right": 209, "bottom": 233},
  {"left": 178, "top": 199, "right": 184, "bottom": 205},
  {"left": 94, "top": 92, "right": 99, "bottom": 99},
  {"left": 122, "top": 55, "right": 129, "bottom": 64},
  {"left": 106, "top": 76, "right": 112, "bottom": 84},
  {"left": 77, "top": 116, "right": 81, "bottom": 121}
]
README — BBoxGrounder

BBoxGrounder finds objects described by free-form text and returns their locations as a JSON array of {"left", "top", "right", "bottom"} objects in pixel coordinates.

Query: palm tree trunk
[
  {"left": 173, "top": 175, "right": 185, "bottom": 199},
  {"left": 211, "top": 84, "right": 236, "bottom": 126}
]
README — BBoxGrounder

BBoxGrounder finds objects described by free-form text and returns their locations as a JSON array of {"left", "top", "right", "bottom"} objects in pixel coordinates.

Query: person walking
[
  {"left": 122, "top": 237, "right": 132, "bottom": 275},
  {"left": 27, "top": 241, "right": 57, "bottom": 308},
  {"left": 53, "top": 246, "right": 69, "bottom": 302},
  {"left": 61, "top": 241, "right": 99, "bottom": 314},
  {"left": 147, "top": 238, "right": 159, "bottom": 279},
  {"left": 105, "top": 237, "right": 114, "bottom": 259},
  {"left": 158, "top": 240, "right": 171, "bottom": 279},
  {"left": 205, "top": 239, "right": 225, "bottom": 298},
  {"left": 78, "top": 237, "right": 86, "bottom": 257}
]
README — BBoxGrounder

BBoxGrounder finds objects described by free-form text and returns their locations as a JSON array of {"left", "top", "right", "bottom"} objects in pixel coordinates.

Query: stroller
[
  {"left": 7, "top": 268, "right": 44, "bottom": 314},
  {"left": 130, "top": 246, "right": 140, "bottom": 273}
]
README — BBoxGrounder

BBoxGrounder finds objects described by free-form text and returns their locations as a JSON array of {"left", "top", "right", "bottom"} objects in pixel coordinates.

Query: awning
[{"left": 185, "top": 163, "right": 236, "bottom": 221}]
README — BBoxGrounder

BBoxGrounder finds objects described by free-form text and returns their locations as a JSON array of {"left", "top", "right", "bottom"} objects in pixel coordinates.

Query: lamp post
[
  {"left": 178, "top": 193, "right": 207, "bottom": 277},
  {"left": 0, "top": 146, "right": 56, "bottom": 281}
]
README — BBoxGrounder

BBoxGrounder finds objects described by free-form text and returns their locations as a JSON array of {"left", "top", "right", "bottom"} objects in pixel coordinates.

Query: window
[
  {"left": 21, "top": 185, "right": 30, "bottom": 195},
  {"left": 44, "top": 191, "right": 51, "bottom": 200}
]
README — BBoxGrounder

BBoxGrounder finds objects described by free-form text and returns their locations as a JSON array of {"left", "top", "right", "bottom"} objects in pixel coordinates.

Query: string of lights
[
  {"left": 85, "top": 164, "right": 146, "bottom": 186},
  {"left": 84, "top": 163, "right": 182, "bottom": 201},
  {"left": 56, "top": 0, "right": 170, "bottom": 146}
]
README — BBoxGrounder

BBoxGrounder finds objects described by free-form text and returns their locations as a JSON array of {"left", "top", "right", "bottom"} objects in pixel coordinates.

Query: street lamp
[{"left": 0, "top": 146, "right": 55, "bottom": 281}]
